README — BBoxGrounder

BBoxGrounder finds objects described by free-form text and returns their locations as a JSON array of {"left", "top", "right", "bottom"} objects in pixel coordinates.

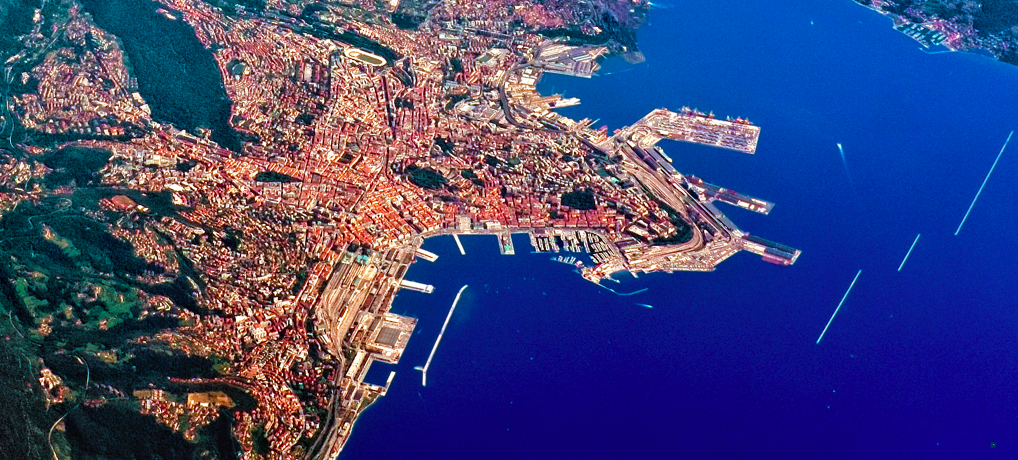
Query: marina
[{"left": 551, "top": 255, "right": 581, "bottom": 267}]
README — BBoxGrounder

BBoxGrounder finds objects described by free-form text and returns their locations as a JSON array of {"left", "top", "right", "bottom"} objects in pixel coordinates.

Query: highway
[
  {"left": 304, "top": 373, "right": 342, "bottom": 460},
  {"left": 497, "top": 62, "right": 567, "bottom": 134}
]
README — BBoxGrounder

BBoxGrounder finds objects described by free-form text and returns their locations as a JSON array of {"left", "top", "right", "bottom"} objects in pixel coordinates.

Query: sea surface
[{"left": 342, "top": 1, "right": 1018, "bottom": 459}]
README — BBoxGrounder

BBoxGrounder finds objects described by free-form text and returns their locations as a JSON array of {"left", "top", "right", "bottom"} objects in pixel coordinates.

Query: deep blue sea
[{"left": 342, "top": 1, "right": 1018, "bottom": 458}]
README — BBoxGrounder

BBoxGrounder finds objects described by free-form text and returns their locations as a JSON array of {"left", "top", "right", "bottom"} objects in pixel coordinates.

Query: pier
[
  {"left": 498, "top": 231, "right": 515, "bottom": 255},
  {"left": 417, "top": 285, "right": 469, "bottom": 387},
  {"left": 453, "top": 234, "right": 466, "bottom": 255},
  {"left": 415, "top": 247, "right": 439, "bottom": 263},
  {"left": 686, "top": 175, "right": 774, "bottom": 215},
  {"left": 399, "top": 279, "right": 434, "bottom": 294},
  {"left": 618, "top": 107, "right": 761, "bottom": 155},
  {"left": 741, "top": 234, "right": 801, "bottom": 266}
]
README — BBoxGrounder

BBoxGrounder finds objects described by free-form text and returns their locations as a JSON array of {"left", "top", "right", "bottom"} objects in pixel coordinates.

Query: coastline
[
  {"left": 4, "top": 0, "right": 1018, "bottom": 458},
  {"left": 847, "top": 0, "right": 1017, "bottom": 65},
  {"left": 343, "top": 2, "right": 1018, "bottom": 458}
]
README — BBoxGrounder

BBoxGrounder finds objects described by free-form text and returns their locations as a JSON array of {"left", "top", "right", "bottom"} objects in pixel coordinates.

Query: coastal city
[
  {"left": 854, "top": 0, "right": 1018, "bottom": 63},
  {"left": 0, "top": 0, "right": 801, "bottom": 459}
]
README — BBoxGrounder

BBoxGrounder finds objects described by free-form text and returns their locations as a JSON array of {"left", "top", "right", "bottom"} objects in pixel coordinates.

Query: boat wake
[{"left": 596, "top": 284, "right": 648, "bottom": 296}]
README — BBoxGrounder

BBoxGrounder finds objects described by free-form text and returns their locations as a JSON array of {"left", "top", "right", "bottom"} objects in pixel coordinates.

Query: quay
[
  {"left": 686, "top": 175, "right": 774, "bottom": 215},
  {"left": 741, "top": 234, "right": 801, "bottom": 266},
  {"left": 498, "top": 231, "right": 515, "bottom": 255},
  {"left": 415, "top": 247, "right": 439, "bottom": 263},
  {"left": 619, "top": 107, "right": 761, "bottom": 154},
  {"left": 399, "top": 279, "right": 434, "bottom": 294}
]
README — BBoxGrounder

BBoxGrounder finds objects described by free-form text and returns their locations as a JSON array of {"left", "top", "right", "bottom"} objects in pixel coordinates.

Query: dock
[
  {"left": 417, "top": 285, "right": 469, "bottom": 386},
  {"left": 741, "top": 234, "right": 801, "bottom": 266},
  {"left": 415, "top": 247, "right": 439, "bottom": 263},
  {"left": 686, "top": 175, "right": 774, "bottom": 215},
  {"left": 618, "top": 107, "right": 761, "bottom": 155},
  {"left": 498, "top": 232, "right": 515, "bottom": 255},
  {"left": 399, "top": 279, "right": 434, "bottom": 294},
  {"left": 382, "top": 371, "right": 396, "bottom": 396},
  {"left": 452, "top": 234, "right": 465, "bottom": 255}
]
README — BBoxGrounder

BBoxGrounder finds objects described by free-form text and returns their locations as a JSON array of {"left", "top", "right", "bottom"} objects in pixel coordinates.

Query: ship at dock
[{"left": 550, "top": 255, "right": 583, "bottom": 267}]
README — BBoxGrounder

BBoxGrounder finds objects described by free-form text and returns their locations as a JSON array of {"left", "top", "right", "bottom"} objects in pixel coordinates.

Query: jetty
[{"left": 417, "top": 285, "right": 468, "bottom": 386}]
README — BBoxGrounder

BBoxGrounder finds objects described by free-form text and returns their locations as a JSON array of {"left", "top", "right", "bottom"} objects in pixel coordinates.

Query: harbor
[{"left": 342, "top": 1, "right": 1018, "bottom": 457}]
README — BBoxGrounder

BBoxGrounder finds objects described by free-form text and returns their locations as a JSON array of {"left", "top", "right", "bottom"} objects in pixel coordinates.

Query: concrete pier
[
  {"left": 418, "top": 285, "right": 468, "bottom": 386},
  {"left": 415, "top": 247, "right": 439, "bottom": 262},
  {"left": 498, "top": 232, "right": 515, "bottom": 255},
  {"left": 399, "top": 279, "right": 434, "bottom": 294}
]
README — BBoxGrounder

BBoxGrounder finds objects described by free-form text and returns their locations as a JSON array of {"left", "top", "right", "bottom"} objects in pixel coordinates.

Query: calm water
[{"left": 346, "top": 0, "right": 1018, "bottom": 458}]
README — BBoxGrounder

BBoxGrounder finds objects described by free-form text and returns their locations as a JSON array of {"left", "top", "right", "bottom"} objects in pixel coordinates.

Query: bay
[{"left": 346, "top": 0, "right": 1018, "bottom": 458}]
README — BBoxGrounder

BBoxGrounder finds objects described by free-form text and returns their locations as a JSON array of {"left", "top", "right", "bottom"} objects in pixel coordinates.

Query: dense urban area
[{"left": 0, "top": 0, "right": 802, "bottom": 459}]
